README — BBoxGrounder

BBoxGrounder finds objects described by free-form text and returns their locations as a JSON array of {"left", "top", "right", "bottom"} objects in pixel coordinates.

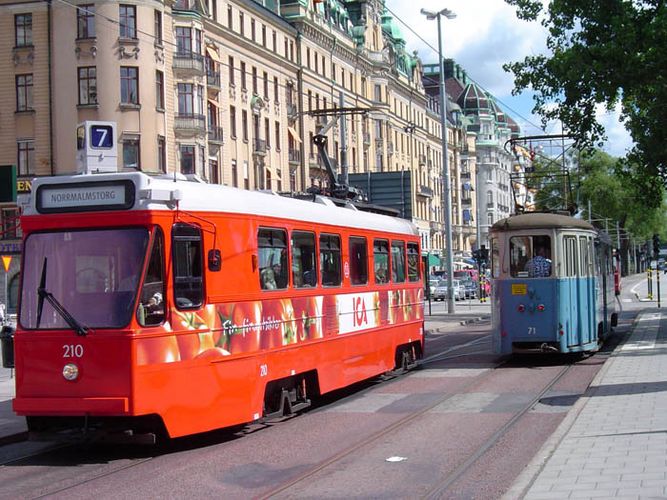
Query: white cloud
[{"left": 385, "top": 0, "right": 634, "bottom": 157}]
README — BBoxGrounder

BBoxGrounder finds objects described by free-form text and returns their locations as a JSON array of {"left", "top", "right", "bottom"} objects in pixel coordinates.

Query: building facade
[{"left": 0, "top": 0, "right": 483, "bottom": 309}]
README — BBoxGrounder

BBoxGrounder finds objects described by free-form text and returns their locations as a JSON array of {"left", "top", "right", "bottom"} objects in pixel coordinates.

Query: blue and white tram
[{"left": 490, "top": 213, "right": 618, "bottom": 354}]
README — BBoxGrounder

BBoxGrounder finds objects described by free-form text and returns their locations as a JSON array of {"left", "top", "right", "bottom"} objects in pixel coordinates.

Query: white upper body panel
[{"left": 23, "top": 172, "right": 418, "bottom": 236}]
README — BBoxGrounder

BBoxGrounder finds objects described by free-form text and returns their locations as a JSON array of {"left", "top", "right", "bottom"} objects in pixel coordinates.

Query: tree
[{"left": 504, "top": 0, "right": 667, "bottom": 208}]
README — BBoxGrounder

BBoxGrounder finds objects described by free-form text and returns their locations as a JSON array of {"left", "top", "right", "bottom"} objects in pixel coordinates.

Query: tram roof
[
  {"left": 490, "top": 212, "right": 595, "bottom": 232},
  {"left": 24, "top": 172, "right": 418, "bottom": 236}
]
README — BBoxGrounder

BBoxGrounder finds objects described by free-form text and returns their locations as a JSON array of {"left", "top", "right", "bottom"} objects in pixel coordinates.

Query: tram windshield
[
  {"left": 20, "top": 228, "right": 149, "bottom": 329},
  {"left": 510, "top": 235, "right": 552, "bottom": 278}
]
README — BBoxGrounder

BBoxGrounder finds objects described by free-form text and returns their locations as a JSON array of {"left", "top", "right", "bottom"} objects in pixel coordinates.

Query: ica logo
[{"left": 353, "top": 296, "right": 368, "bottom": 327}]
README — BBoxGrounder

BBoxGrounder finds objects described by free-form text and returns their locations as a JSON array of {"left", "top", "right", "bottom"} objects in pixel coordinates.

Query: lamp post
[{"left": 421, "top": 7, "right": 456, "bottom": 313}]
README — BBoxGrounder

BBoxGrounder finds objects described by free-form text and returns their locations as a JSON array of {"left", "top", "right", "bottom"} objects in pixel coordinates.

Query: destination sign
[{"left": 36, "top": 180, "right": 135, "bottom": 214}]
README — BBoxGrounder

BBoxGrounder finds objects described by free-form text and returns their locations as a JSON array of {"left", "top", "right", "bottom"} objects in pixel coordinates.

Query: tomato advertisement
[{"left": 135, "top": 290, "right": 421, "bottom": 366}]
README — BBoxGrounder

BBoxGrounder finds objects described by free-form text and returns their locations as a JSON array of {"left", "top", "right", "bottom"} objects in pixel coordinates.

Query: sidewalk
[{"left": 509, "top": 308, "right": 667, "bottom": 499}]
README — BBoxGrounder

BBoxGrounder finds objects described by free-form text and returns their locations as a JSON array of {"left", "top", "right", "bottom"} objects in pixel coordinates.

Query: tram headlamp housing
[{"left": 62, "top": 363, "right": 79, "bottom": 381}]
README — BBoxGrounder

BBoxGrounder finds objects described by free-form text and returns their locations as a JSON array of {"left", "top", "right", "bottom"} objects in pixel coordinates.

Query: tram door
[
  {"left": 563, "top": 235, "right": 580, "bottom": 347},
  {"left": 578, "top": 236, "right": 595, "bottom": 345}
]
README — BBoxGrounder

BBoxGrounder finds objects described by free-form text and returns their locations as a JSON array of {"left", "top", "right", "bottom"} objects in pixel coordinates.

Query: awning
[
  {"left": 206, "top": 46, "right": 222, "bottom": 64},
  {"left": 423, "top": 253, "right": 441, "bottom": 267},
  {"left": 207, "top": 98, "right": 219, "bottom": 108},
  {"left": 288, "top": 126, "right": 302, "bottom": 144}
]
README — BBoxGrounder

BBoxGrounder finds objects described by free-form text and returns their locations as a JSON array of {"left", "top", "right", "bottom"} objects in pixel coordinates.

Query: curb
[{"left": 502, "top": 312, "right": 642, "bottom": 500}]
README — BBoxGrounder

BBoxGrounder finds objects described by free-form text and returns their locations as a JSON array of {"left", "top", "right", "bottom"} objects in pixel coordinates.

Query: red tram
[{"left": 13, "top": 172, "right": 424, "bottom": 441}]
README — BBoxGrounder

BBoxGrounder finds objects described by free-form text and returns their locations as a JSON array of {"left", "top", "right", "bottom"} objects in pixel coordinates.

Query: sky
[{"left": 385, "top": 0, "right": 634, "bottom": 158}]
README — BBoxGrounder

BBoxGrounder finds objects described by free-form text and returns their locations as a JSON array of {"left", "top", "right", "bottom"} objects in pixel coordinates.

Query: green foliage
[
  {"left": 504, "top": 0, "right": 667, "bottom": 206},
  {"left": 527, "top": 148, "right": 667, "bottom": 240}
]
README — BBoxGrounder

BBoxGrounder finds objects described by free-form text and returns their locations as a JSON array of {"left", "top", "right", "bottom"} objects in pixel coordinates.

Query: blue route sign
[{"left": 90, "top": 125, "right": 114, "bottom": 149}]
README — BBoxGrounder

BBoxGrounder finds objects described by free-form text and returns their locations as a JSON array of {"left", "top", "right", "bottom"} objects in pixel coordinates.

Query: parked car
[
  {"left": 432, "top": 279, "right": 463, "bottom": 301},
  {"left": 460, "top": 278, "right": 478, "bottom": 299},
  {"left": 426, "top": 279, "right": 439, "bottom": 299}
]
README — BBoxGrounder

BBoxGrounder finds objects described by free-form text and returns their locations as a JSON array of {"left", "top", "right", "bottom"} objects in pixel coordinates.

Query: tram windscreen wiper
[{"left": 36, "top": 257, "right": 89, "bottom": 336}]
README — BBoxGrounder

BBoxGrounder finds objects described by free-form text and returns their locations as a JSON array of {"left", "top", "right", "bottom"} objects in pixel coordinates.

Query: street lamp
[{"left": 421, "top": 7, "right": 456, "bottom": 313}]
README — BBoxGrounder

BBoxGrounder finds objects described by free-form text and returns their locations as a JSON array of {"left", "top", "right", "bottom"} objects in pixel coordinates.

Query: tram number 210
[{"left": 63, "top": 344, "right": 84, "bottom": 358}]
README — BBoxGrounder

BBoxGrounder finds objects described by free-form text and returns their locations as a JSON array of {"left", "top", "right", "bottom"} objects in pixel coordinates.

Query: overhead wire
[{"left": 382, "top": 3, "right": 546, "bottom": 134}]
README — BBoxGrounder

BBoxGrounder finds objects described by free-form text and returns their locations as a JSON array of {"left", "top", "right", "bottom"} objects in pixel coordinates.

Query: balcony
[
  {"left": 208, "top": 126, "right": 224, "bottom": 144},
  {"left": 207, "top": 70, "right": 221, "bottom": 90},
  {"left": 254, "top": 138, "right": 267, "bottom": 155},
  {"left": 175, "top": 113, "right": 206, "bottom": 136},
  {"left": 461, "top": 197, "right": 473, "bottom": 205},
  {"left": 173, "top": 51, "right": 204, "bottom": 75},
  {"left": 460, "top": 170, "right": 471, "bottom": 180},
  {"left": 417, "top": 185, "right": 433, "bottom": 198},
  {"left": 288, "top": 148, "right": 301, "bottom": 164}
]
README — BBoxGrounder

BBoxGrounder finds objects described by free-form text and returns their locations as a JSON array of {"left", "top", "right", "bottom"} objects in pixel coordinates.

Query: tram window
[
  {"left": 258, "top": 228, "right": 288, "bottom": 290},
  {"left": 490, "top": 238, "right": 500, "bottom": 278},
  {"left": 510, "top": 235, "right": 552, "bottom": 278},
  {"left": 579, "top": 236, "right": 591, "bottom": 277},
  {"left": 172, "top": 223, "right": 204, "bottom": 309},
  {"left": 391, "top": 240, "right": 406, "bottom": 283},
  {"left": 349, "top": 236, "right": 368, "bottom": 285},
  {"left": 292, "top": 231, "right": 317, "bottom": 288},
  {"left": 564, "top": 236, "right": 578, "bottom": 277},
  {"left": 373, "top": 239, "right": 389, "bottom": 284},
  {"left": 138, "top": 228, "right": 165, "bottom": 326},
  {"left": 407, "top": 243, "right": 420, "bottom": 282},
  {"left": 320, "top": 234, "right": 341, "bottom": 286}
]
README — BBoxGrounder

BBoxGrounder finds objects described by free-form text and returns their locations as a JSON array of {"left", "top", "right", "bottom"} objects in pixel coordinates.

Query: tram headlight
[
  {"left": 537, "top": 304, "right": 545, "bottom": 312},
  {"left": 62, "top": 363, "right": 79, "bottom": 381},
  {"left": 517, "top": 304, "right": 525, "bottom": 312}
]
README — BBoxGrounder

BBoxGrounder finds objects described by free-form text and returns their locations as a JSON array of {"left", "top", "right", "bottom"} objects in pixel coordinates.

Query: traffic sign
[
  {"left": 1, "top": 255, "right": 11, "bottom": 272},
  {"left": 90, "top": 124, "right": 114, "bottom": 149}
]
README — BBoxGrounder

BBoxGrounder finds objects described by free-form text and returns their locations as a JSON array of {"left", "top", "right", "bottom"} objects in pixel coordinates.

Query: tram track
[
  {"left": 258, "top": 353, "right": 513, "bottom": 499},
  {"left": 260, "top": 349, "right": 586, "bottom": 499}
]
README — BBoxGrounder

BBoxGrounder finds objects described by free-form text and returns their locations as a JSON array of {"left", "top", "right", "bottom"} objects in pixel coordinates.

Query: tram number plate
[{"left": 511, "top": 284, "right": 527, "bottom": 295}]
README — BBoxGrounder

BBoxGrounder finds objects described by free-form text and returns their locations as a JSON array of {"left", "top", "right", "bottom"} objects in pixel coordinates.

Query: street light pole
[{"left": 422, "top": 7, "right": 456, "bottom": 313}]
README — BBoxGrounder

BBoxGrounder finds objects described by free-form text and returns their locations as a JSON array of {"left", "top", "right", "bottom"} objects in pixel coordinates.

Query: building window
[
  {"left": 239, "top": 11, "right": 244, "bottom": 36},
  {"left": 120, "top": 66, "right": 139, "bottom": 104},
  {"left": 177, "top": 83, "right": 203, "bottom": 117},
  {"left": 119, "top": 4, "right": 137, "bottom": 39},
  {"left": 264, "top": 118, "right": 270, "bottom": 149},
  {"left": 15, "top": 74, "right": 33, "bottom": 111},
  {"left": 251, "top": 18, "right": 255, "bottom": 41},
  {"left": 227, "top": 5, "right": 233, "bottom": 28},
  {"left": 77, "top": 5, "right": 95, "bottom": 39},
  {"left": 209, "top": 159, "right": 219, "bottom": 184},
  {"left": 242, "top": 110, "right": 248, "bottom": 142},
  {"left": 199, "top": 145, "right": 206, "bottom": 177},
  {"left": 240, "top": 61, "right": 247, "bottom": 90},
  {"left": 175, "top": 26, "right": 201, "bottom": 55},
  {"left": 230, "top": 106, "right": 237, "bottom": 138},
  {"left": 263, "top": 71, "right": 268, "bottom": 98},
  {"left": 78, "top": 67, "right": 97, "bottom": 105},
  {"left": 228, "top": 56, "right": 235, "bottom": 86},
  {"left": 154, "top": 10, "right": 163, "bottom": 45},
  {"left": 180, "top": 145, "right": 195, "bottom": 174},
  {"left": 15, "top": 13, "right": 32, "bottom": 47},
  {"left": 17, "top": 140, "right": 34, "bottom": 176},
  {"left": 155, "top": 70, "right": 164, "bottom": 110},
  {"left": 122, "top": 137, "right": 140, "bottom": 169},
  {"left": 274, "top": 76, "right": 279, "bottom": 102},
  {"left": 252, "top": 67, "right": 257, "bottom": 94},
  {"left": 157, "top": 135, "right": 166, "bottom": 173},
  {"left": 231, "top": 159, "right": 238, "bottom": 187},
  {"left": 275, "top": 121, "right": 280, "bottom": 151}
]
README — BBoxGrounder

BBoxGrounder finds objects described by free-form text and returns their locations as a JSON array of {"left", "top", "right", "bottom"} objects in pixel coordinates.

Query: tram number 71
[{"left": 527, "top": 327, "right": 536, "bottom": 335}]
